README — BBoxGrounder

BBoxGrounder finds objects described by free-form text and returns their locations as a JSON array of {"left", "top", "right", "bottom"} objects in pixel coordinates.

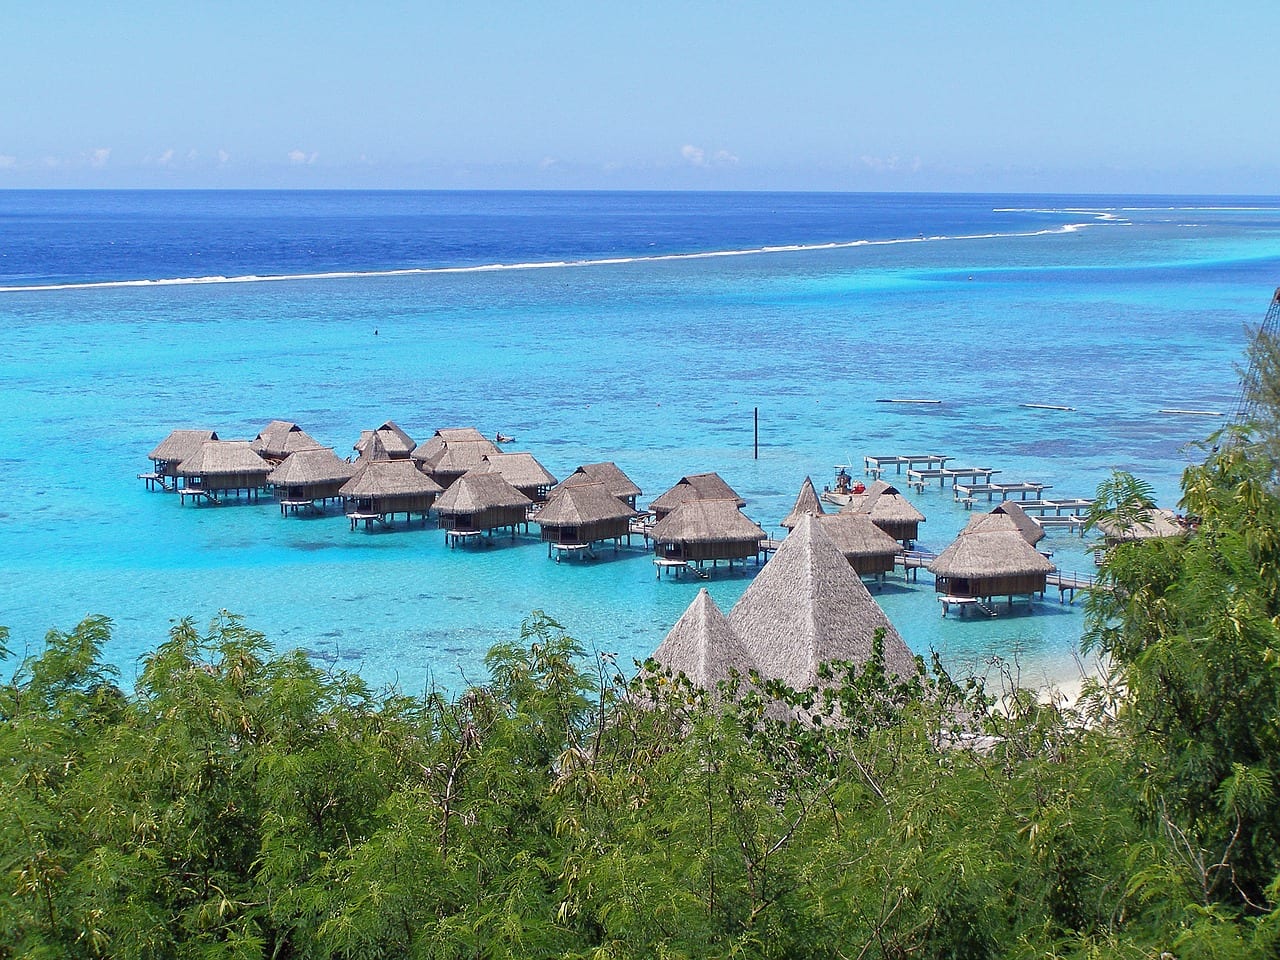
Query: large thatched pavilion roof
[
  {"left": 728, "top": 515, "right": 915, "bottom": 687},
  {"left": 649, "top": 472, "right": 745, "bottom": 516},
  {"left": 650, "top": 499, "right": 765, "bottom": 545},
  {"left": 267, "top": 447, "right": 354, "bottom": 487},
  {"left": 177, "top": 440, "right": 270, "bottom": 478},
  {"left": 535, "top": 481, "right": 639, "bottom": 526},
  {"left": 420, "top": 439, "right": 501, "bottom": 480},
  {"left": 435, "top": 471, "right": 532, "bottom": 514},
  {"left": 781, "top": 476, "right": 825, "bottom": 529},
  {"left": 650, "top": 588, "right": 756, "bottom": 689},
  {"left": 411, "top": 427, "right": 499, "bottom": 464},
  {"left": 927, "top": 531, "right": 1054, "bottom": 580}
]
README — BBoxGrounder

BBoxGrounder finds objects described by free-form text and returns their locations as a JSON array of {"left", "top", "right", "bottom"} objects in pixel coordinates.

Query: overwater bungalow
[
  {"left": 839, "top": 479, "right": 925, "bottom": 546},
  {"left": 963, "top": 501, "right": 1045, "bottom": 546},
  {"left": 433, "top": 471, "right": 532, "bottom": 545},
  {"left": 780, "top": 476, "right": 825, "bottom": 530},
  {"left": 533, "top": 480, "right": 639, "bottom": 559},
  {"left": 650, "top": 499, "right": 765, "bottom": 572},
  {"left": 549, "top": 462, "right": 643, "bottom": 509},
  {"left": 340, "top": 457, "right": 443, "bottom": 529},
  {"left": 649, "top": 588, "right": 756, "bottom": 691},
  {"left": 649, "top": 472, "right": 745, "bottom": 522},
  {"left": 818, "top": 512, "right": 902, "bottom": 581},
  {"left": 250, "top": 420, "right": 322, "bottom": 465},
  {"left": 727, "top": 515, "right": 916, "bottom": 688},
  {"left": 144, "top": 429, "right": 219, "bottom": 490},
  {"left": 927, "top": 530, "right": 1054, "bottom": 613},
  {"left": 411, "top": 426, "right": 496, "bottom": 464},
  {"left": 177, "top": 440, "right": 271, "bottom": 503},
  {"left": 418, "top": 438, "right": 502, "bottom": 489},
  {"left": 353, "top": 421, "right": 416, "bottom": 460},
  {"left": 474, "top": 451, "right": 557, "bottom": 502},
  {"left": 267, "top": 447, "right": 355, "bottom": 514}
]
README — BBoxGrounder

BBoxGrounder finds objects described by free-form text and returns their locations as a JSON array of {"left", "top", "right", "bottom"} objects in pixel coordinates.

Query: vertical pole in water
[{"left": 754, "top": 407, "right": 759, "bottom": 459}]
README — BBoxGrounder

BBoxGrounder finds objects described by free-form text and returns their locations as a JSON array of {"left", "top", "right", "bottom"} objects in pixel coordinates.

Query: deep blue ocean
[{"left": 2, "top": 190, "right": 1278, "bottom": 694}]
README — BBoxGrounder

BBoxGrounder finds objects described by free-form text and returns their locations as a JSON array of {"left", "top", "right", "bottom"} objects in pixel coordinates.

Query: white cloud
[
  {"left": 157, "top": 148, "right": 175, "bottom": 166},
  {"left": 89, "top": 147, "right": 111, "bottom": 168},
  {"left": 0, "top": 154, "right": 16, "bottom": 169},
  {"left": 217, "top": 149, "right": 231, "bottom": 165},
  {"left": 186, "top": 148, "right": 198, "bottom": 162},
  {"left": 288, "top": 149, "right": 318, "bottom": 165},
  {"left": 682, "top": 144, "right": 738, "bottom": 168},
  {"left": 860, "top": 154, "right": 922, "bottom": 173}
]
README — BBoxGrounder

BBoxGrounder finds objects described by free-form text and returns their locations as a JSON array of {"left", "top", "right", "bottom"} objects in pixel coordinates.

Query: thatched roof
[
  {"left": 1095, "top": 508, "right": 1186, "bottom": 542},
  {"left": 818, "top": 513, "right": 902, "bottom": 560},
  {"left": 354, "top": 421, "right": 416, "bottom": 458},
  {"left": 650, "top": 589, "right": 756, "bottom": 689},
  {"left": 149, "top": 429, "right": 218, "bottom": 463},
  {"left": 781, "top": 476, "right": 825, "bottom": 529},
  {"left": 475, "top": 452, "right": 557, "bottom": 489},
  {"left": 550, "top": 462, "right": 642, "bottom": 501},
  {"left": 963, "top": 502, "right": 1045, "bottom": 545},
  {"left": 650, "top": 499, "right": 765, "bottom": 544},
  {"left": 728, "top": 515, "right": 915, "bottom": 686},
  {"left": 355, "top": 433, "right": 394, "bottom": 463},
  {"left": 421, "top": 439, "right": 500, "bottom": 477},
  {"left": 411, "top": 428, "right": 498, "bottom": 463},
  {"left": 340, "top": 458, "right": 443, "bottom": 498},
  {"left": 177, "top": 440, "right": 269, "bottom": 477},
  {"left": 839, "top": 479, "right": 925, "bottom": 523},
  {"left": 927, "top": 531, "right": 1054, "bottom": 579},
  {"left": 535, "top": 481, "right": 639, "bottom": 526},
  {"left": 435, "top": 471, "right": 532, "bottom": 513},
  {"left": 250, "top": 420, "right": 321, "bottom": 459},
  {"left": 267, "top": 447, "right": 355, "bottom": 486},
  {"left": 650, "top": 472, "right": 745, "bottom": 514}
]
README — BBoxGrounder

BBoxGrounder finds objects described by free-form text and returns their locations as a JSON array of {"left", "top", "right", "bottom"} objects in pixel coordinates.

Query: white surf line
[{"left": 0, "top": 221, "right": 1124, "bottom": 294}]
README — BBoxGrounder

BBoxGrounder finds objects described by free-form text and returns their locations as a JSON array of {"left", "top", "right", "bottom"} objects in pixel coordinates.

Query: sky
[{"left": 2, "top": 1, "right": 1279, "bottom": 192}]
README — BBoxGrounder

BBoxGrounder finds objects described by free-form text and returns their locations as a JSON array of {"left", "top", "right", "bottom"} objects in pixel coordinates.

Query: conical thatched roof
[
  {"left": 177, "top": 440, "right": 269, "bottom": 477},
  {"left": 475, "top": 452, "right": 557, "bottom": 489},
  {"left": 411, "top": 428, "right": 498, "bottom": 463},
  {"left": 650, "top": 499, "right": 765, "bottom": 544},
  {"left": 354, "top": 421, "right": 416, "bottom": 459},
  {"left": 840, "top": 480, "right": 925, "bottom": 523},
  {"left": 340, "top": 458, "right": 443, "bottom": 498},
  {"left": 250, "top": 420, "right": 321, "bottom": 460},
  {"left": 927, "top": 531, "right": 1054, "bottom": 579},
  {"left": 535, "top": 481, "right": 639, "bottom": 525},
  {"left": 728, "top": 515, "right": 915, "bottom": 686},
  {"left": 1095, "top": 507, "right": 1185, "bottom": 542},
  {"left": 550, "top": 462, "right": 642, "bottom": 501},
  {"left": 781, "top": 476, "right": 825, "bottom": 529},
  {"left": 964, "top": 502, "right": 1045, "bottom": 545},
  {"left": 651, "top": 589, "right": 756, "bottom": 689},
  {"left": 435, "top": 471, "right": 532, "bottom": 513},
  {"left": 650, "top": 472, "right": 745, "bottom": 514},
  {"left": 267, "top": 447, "right": 355, "bottom": 486},
  {"left": 818, "top": 513, "right": 902, "bottom": 560},
  {"left": 149, "top": 429, "right": 218, "bottom": 464}
]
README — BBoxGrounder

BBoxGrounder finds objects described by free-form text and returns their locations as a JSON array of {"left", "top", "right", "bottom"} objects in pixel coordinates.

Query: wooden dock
[
  {"left": 1012, "top": 498, "right": 1093, "bottom": 516},
  {"left": 908, "top": 465, "right": 1000, "bottom": 490},
  {"left": 1046, "top": 569, "right": 1105, "bottom": 602},
  {"left": 953, "top": 480, "right": 1052, "bottom": 503},
  {"left": 864, "top": 454, "right": 950, "bottom": 476}
]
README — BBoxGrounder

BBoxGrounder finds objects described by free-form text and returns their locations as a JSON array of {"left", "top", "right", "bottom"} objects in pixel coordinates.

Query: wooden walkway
[{"left": 864, "top": 454, "right": 950, "bottom": 477}]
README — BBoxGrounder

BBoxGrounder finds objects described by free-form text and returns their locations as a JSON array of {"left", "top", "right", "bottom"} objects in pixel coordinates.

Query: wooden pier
[
  {"left": 1046, "top": 569, "right": 1105, "bottom": 602},
  {"left": 908, "top": 465, "right": 1000, "bottom": 490},
  {"left": 137, "top": 472, "right": 175, "bottom": 492},
  {"left": 864, "top": 454, "right": 950, "bottom": 477},
  {"left": 953, "top": 480, "right": 1052, "bottom": 503},
  {"left": 1012, "top": 498, "right": 1093, "bottom": 516}
]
